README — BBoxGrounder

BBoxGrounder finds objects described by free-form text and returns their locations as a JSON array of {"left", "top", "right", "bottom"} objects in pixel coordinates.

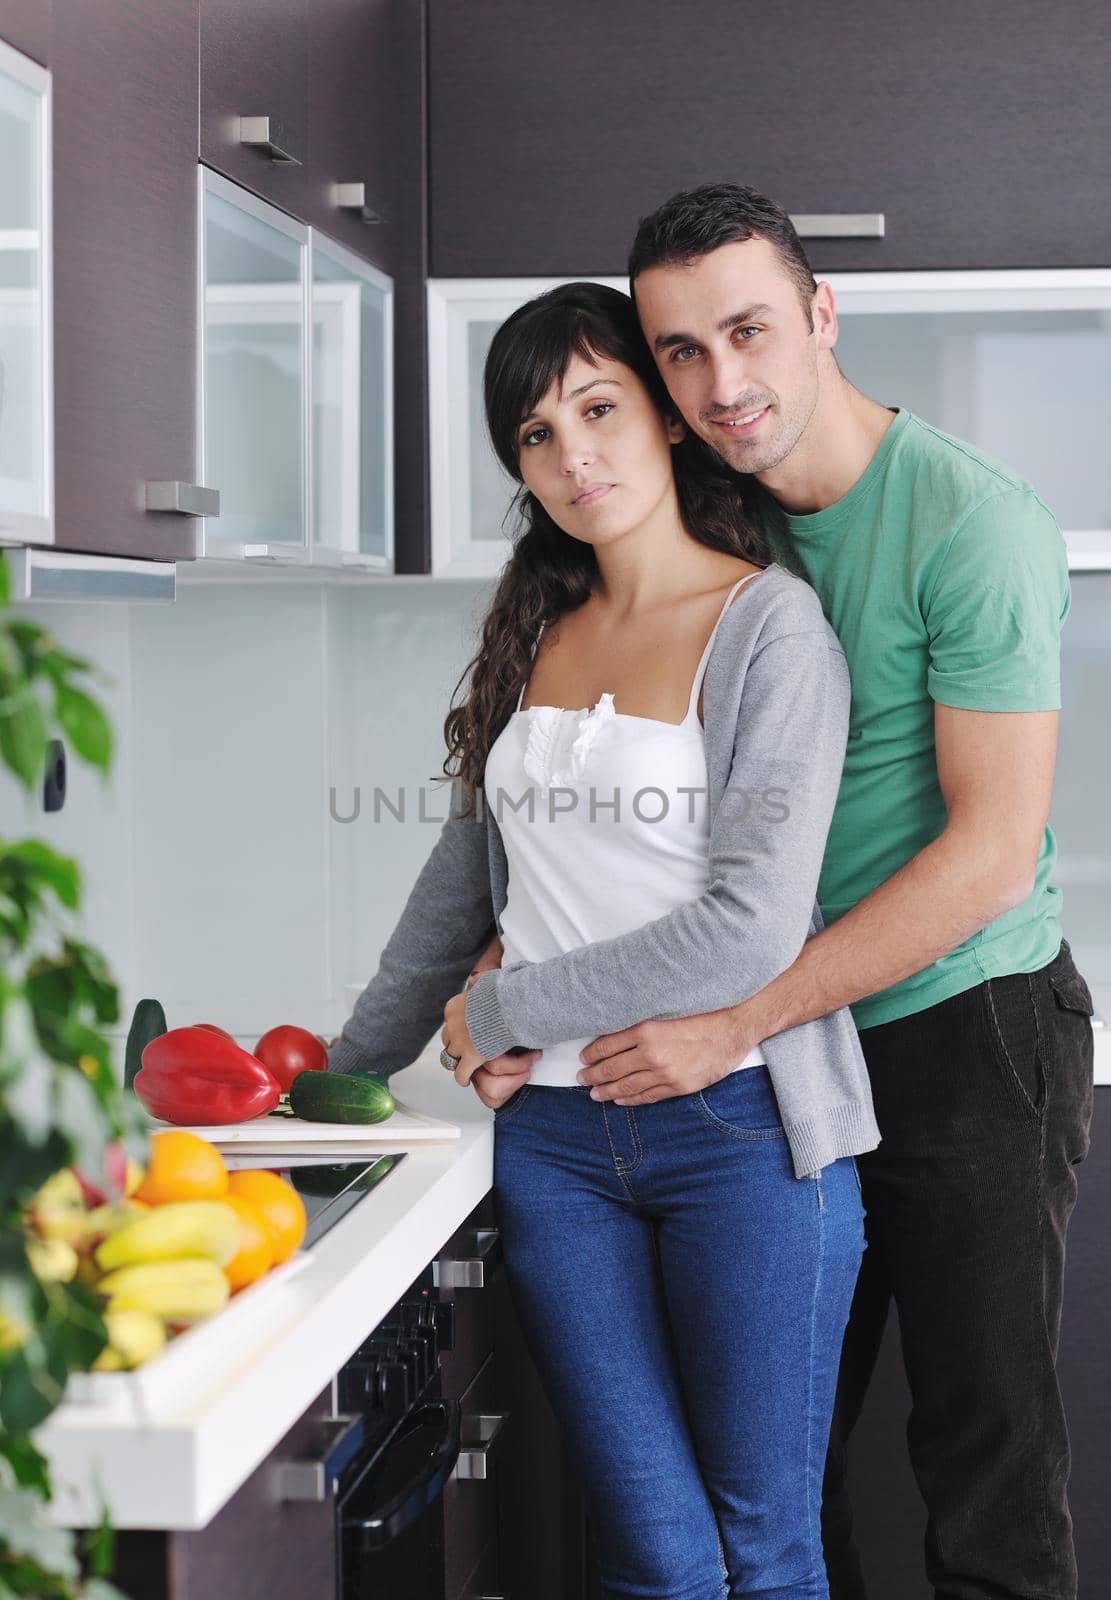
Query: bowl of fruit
[{"left": 29, "top": 1130, "right": 311, "bottom": 1393}]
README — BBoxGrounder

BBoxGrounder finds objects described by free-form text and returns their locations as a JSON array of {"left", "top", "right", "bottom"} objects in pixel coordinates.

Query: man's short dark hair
[{"left": 628, "top": 183, "right": 818, "bottom": 329}]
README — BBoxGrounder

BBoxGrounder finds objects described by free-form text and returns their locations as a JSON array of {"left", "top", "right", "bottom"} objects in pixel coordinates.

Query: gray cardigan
[{"left": 329, "top": 562, "right": 881, "bottom": 1178}]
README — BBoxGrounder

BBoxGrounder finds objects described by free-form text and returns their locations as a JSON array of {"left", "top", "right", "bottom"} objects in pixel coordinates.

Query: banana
[
  {"left": 95, "top": 1201, "right": 241, "bottom": 1273},
  {"left": 99, "top": 1258, "right": 230, "bottom": 1323},
  {"left": 92, "top": 1308, "right": 168, "bottom": 1371}
]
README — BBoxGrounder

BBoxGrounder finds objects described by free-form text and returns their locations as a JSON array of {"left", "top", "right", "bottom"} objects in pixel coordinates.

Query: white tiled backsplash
[{"left": 1, "top": 576, "right": 495, "bottom": 1065}]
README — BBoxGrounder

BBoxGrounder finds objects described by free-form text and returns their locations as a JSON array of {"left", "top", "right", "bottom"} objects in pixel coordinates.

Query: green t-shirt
[{"left": 756, "top": 407, "right": 1069, "bottom": 1030}]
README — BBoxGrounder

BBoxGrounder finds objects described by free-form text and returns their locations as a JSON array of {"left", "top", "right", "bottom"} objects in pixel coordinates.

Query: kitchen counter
[
  {"left": 36, "top": 1046, "right": 495, "bottom": 1531},
  {"left": 36, "top": 1004, "right": 1110, "bottom": 1533}
]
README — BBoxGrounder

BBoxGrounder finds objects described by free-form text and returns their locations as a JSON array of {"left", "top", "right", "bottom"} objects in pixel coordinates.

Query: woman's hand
[
  {"left": 441, "top": 990, "right": 485, "bottom": 1087},
  {"left": 446, "top": 940, "right": 543, "bottom": 1106}
]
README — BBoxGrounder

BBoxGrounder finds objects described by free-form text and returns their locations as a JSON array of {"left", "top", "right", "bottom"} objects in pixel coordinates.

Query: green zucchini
[
  {"left": 124, "top": 998, "right": 168, "bottom": 1090},
  {"left": 289, "top": 1069, "right": 395, "bottom": 1125}
]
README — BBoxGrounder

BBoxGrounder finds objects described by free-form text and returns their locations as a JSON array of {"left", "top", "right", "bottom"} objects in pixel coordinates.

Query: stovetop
[{"left": 221, "top": 1151, "right": 409, "bottom": 1249}]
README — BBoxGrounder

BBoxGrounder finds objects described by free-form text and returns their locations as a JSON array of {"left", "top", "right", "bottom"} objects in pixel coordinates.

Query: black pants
[{"left": 822, "top": 938, "right": 1096, "bottom": 1600}]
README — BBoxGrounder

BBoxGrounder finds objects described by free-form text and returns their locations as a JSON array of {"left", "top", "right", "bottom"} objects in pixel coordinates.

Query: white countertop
[{"left": 37, "top": 1046, "right": 494, "bottom": 1531}]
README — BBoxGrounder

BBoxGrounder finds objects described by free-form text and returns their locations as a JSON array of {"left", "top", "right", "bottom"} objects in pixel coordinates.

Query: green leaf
[
  {"left": 4, "top": 622, "right": 53, "bottom": 684},
  {"left": 0, "top": 1436, "right": 50, "bottom": 1498},
  {"left": 52, "top": 686, "right": 111, "bottom": 773},
  {"left": 1, "top": 996, "right": 57, "bottom": 1148},
  {"left": 0, "top": 1486, "right": 80, "bottom": 1578},
  {"left": 49, "top": 1069, "right": 111, "bottom": 1187},
  {"left": 79, "top": 1510, "right": 115, "bottom": 1580},
  {"left": 0, "top": 1121, "right": 71, "bottom": 1213},
  {"left": 0, "top": 683, "right": 47, "bottom": 791},
  {"left": 39, "top": 646, "right": 98, "bottom": 686},
  {"left": 4, "top": 844, "right": 81, "bottom": 914},
  {"left": 0, "top": 551, "right": 9, "bottom": 606},
  {"left": 0, "top": 1339, "right": 65, "bottom": 1433}
]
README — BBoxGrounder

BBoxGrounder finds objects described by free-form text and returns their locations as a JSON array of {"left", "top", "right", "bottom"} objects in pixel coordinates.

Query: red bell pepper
[{"left": 133, "top": 1027, "right": 281, "bottom": 1125}]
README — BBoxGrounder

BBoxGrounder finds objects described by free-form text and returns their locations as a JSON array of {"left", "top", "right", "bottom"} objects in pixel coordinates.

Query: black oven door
[{"left": 336, "top": 1395, "right": 461, "bottom": 1600}]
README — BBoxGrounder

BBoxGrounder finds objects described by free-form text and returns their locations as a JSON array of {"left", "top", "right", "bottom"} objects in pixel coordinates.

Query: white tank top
[{"left": 484, "top": 573, "right": 767, "bottom": 1088}]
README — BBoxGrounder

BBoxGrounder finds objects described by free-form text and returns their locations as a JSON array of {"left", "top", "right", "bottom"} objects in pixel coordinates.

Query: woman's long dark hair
[{"left": 442, "top": 282, "right": 768, "bottom": 817}]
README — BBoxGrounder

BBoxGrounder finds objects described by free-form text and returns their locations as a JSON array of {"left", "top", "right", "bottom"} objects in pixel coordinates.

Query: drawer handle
[
  {"left": 433, "top": 1226, "right": 501, "bottom": 1289},
  {"left": 451, "top": 1412, "right": 508, "bottom": 1481},
  {"left": 334, "top": 182, "right": 384, "bottom": 224},
  {"left": 273, "top": 1412, "right": 365, "bottom": 1502},
  {"left": 789, "top": 212, "right": 885, "bottom": 239},
  {"left": 145, "top": 481, "right": 219, "bottom": 518},
  {"left": 239, "top": 115, "right": 303, "bottom": 165}
]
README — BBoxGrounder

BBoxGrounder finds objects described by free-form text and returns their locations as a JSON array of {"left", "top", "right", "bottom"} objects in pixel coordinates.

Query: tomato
[{"left": 254, "top": 1025, "right": 329, "bottom": 1092}]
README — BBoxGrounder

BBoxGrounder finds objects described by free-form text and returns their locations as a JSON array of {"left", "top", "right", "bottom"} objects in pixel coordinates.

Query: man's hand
[{"left": 576, "top": 1007, "right": 752, "bottom": 1104}]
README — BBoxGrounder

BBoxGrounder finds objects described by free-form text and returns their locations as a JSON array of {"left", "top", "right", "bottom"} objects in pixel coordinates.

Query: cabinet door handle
[
  {"left": 274, "top": 1412, "right": 366, "bottom": 1502},
  {"left": 145, "top": 482, "right": 220, "bottom": 517},
  {"left": 451, "top": 1412, "right": 508, "bottom": 1481},
  {"left": 433, "top": 1226, "right": 501, "bottom": 1289},
  {"left": 239, "top": 115, "right": 303, "bottom": 165},
  {"left": 789, "top": 212, "right": 885, "bottom": 239},
  {"left": 334, "top": 182, "right": 384, "bottom": 224}
]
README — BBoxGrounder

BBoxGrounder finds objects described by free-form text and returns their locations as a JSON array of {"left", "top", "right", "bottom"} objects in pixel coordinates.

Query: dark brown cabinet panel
[
  {"left": 0, "top": 0, "right": 49, "bottom": 63},
  {"left": 112, "top": 1386, "right": 336, "bottom": 1600},
  {"left": 50, "top": 0, "right": 200, "bottom": 560},
  {"left": 200, "top": 0, "right": 311, "bottom": 218},
  {"left": 428, "top": 0, "right": 1111, "bottom": 278},
  {"left": 304, "top": 0, "right": 399, "bottom": 277}
]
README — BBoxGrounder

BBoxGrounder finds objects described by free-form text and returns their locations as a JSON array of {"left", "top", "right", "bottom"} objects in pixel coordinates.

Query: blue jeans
[{"left": 493, "top": 1065, "right": 866, "bottom": 1599}]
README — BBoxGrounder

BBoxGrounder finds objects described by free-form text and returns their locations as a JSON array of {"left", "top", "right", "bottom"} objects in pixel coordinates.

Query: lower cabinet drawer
[{"left": 443, "top": 1351, "right": 506, "bottom": 1600}]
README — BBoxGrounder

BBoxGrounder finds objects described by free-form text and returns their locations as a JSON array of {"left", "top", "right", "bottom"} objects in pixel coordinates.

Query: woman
[{"left": 330, "top": 283, "right": 880, "bottom": 1599}]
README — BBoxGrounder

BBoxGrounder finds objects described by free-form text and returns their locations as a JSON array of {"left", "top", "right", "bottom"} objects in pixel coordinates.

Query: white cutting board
[{"left": 151, "top": 1096, "right": 460, "bottom": 1152}]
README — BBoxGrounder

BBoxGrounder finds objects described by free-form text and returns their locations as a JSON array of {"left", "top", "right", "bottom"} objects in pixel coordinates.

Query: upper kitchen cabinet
[
  {"left": 303, "top": 0, "right": 398, "bottom": 277},
  {"left": 0, "top": 2, "right": 49, "bottom": 67},
  {"left": 310, "top": 234, "right": 394, "bottom": 569},
  {"left": 429, "top": 270, "right": 1111, "bottom": 577},
  {"left": 198, "top": 169, "right": 309, "bottom": 562},
  {"left": 427, "top": 0, "right": 1111, "bottom": 277},
  {"left": 200, "top": 0, "right": 311, "bottom": 222},
  {"left": 0, "top": 37, "right": 51, "bottom": 549},
  {"left": 49, "top": 0, "right": 204, "bottom": 561}
]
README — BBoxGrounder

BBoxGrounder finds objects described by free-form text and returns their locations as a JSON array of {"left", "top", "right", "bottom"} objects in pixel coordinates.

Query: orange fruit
[
  {"left": 227, "top": 1171, "right": 306, "bottom": 1264},
  {"left": 222, "top": 1194, "right": 276, "bottom": 1291},
  {"left": 133, "top": 1131, "right": 229, "bottom": 1206}
]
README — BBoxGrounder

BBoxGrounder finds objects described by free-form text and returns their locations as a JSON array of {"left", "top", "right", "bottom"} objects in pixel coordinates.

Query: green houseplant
[{"left": 0, "top": 549, "right": 148, "bottom": 1597}]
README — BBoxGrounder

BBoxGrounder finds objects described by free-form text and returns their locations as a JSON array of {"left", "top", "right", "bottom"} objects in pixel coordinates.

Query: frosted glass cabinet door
[
  {"left": 427, "top": 280, "right": 632, "bottom": 575},
  {"left": 0, "top": 40, "right": 51, "bottom": 546},
  {"left": 199, "top": 167, "right": 308, "bottom": 559},
  {"left": 1053, "top": 571, "right": 1111, "bottom": 1021},
  {"left": 429, "top": 272, "right": 1111, "bottom": 578},
  {"left": 310, "top": 233, "right": 393, "bottom": 568}
]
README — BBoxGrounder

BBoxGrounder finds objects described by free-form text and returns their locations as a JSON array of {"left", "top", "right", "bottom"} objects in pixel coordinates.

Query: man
[{"left": 467, "top": 185, "right": 1096, "bottom": 1600}]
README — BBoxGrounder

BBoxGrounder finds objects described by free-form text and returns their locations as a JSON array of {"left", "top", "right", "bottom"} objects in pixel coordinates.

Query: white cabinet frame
[
  {"left": 0, "top": 39, "right": 53, "bottom": 549},
  {"left": 308, "top": 230, "right": 394, "bottom": 573},
  {"left": 197, "top": 165, "right": 311, "bottom": 563}
]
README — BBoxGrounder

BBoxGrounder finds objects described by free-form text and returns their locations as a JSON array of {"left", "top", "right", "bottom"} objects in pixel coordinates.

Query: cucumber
[
  {"left": 289, "top": 1069, "right": 395, "bottom": 1125},
  {"left": 124, "top": 998, "right": 168, "bottom": 1090}
]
